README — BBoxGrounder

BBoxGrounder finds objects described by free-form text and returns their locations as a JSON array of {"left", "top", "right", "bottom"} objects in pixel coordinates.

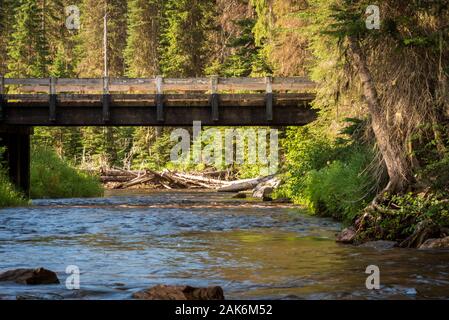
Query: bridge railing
[{"left": 0, "top": 76, "right": 316, "bottom": 94}]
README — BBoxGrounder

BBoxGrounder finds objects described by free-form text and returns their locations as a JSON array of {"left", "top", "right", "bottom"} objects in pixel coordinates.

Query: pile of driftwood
[{"left": 99, "top": 168, "right": 277, "bottom": 193}]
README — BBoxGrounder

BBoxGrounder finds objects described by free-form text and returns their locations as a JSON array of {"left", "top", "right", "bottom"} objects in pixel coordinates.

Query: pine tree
[
  {"left": 124, "top": 0, "right": 162, "bottom": 77},
  {"left": 205, "top": 0, "right": 271, "bottom": 77},
  {"left": 160, "top": 0, "right": 216, "bottom": 77},
  {"left": 76, "top": 0, "right": 127, "bottom": 77},
  {"left": 7, "top": 0, "right": 50, "bottom": 77},
  {"left": 0, "top": 1, "right": 19, "bottom": 75},
  {"left": 48, "top": 0, "right": 81, "bottom": 78}
]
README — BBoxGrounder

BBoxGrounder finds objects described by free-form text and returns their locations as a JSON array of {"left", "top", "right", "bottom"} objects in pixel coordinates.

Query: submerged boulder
[
  {"left": 0, "top": 268, "right": 59, "bottom": 285},
  {"left": 132, "top": 285, "right": 225, "bottom": 300},
  {"left": 419, "top": 237, "right": 449, "bottom": 250},
  {"left": 336, "top": 227, "right": 357, "bottom": 244},
  {"left": 359, "top": 240, "right": 397, "bottom": 250},
  {"left": 232, "top": 192, "right": 247, "bottom": 199}
]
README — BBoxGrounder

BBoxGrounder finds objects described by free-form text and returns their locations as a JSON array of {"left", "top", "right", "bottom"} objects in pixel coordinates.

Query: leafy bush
[
  {"left": 31, "top": 148, "right": 103, "bottom": 199},
  {"left": 0, "top": 168, "right": 28, "bottom": 207},
  {"left": 276, "top": 119, "right": 377, "bottom": 222},
  {"left": 301, "top": 150, "right": 375, "bottom": 221},
  {"left": 358, "top": 193, "right": 449, "bottom": 242}
]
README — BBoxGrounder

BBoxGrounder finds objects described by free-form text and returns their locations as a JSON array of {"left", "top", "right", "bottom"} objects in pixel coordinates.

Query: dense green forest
[{"left": 1, "top": 0, "right": 449, "bottom": 246}]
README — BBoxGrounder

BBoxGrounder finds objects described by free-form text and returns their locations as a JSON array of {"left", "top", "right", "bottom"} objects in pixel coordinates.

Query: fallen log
[
  {"left": 100, "top": 169, "right": 136, "bottom": 177},
  {"left": 217, "top": 175, "right": 276, "bottom": 192},
  {"left": 161, "top": 170, "right": 195, "bottom": 188},
  {"left": 100, "top": 176, "right": 133, "bottom": 183},
  {"left": 169, "top": 174, "right": 216, "bottom": 189},
  {"left": 115, "top": 173, "right": 154, "bottom": 189},
  {"left": 171, "top": 172, "right": 229, "bottom": 187},
  {"left": 104, "top": 167, "right": 278, "bottom": 192}
]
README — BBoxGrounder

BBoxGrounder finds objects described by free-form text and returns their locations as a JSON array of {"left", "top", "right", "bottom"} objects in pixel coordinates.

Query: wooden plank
[
  {"left": 218, "top": 77, "right": 265, "bottom": 91},
  {"left": 4, "top": 78, "right": 50, "bottom": 85},
  {"left": 110, "top": 78, "right": 156, "bottom": 85},
  {"left": 2, "top": 103, "right": 317, "bottom": 126},
  {"left": 37, "top": 79, "right": 103, "bottom": 93},
  {"left": 110, "top": 78, "right": 157, "bottom": 92},
  {"left": 163, "top": 77, "right": 209, "bottom": 91},
  {"left": 272, "top": 77, "right": 316, "bottom": 91},
  {"left": 3, "top": 93, "right": 315, "bottom": 106},
  {"left": 56, "top": 78, "right": 103, "bottom": 85},
  {"left": 12, "top": 86, "right": 50, "bottom": 93}
]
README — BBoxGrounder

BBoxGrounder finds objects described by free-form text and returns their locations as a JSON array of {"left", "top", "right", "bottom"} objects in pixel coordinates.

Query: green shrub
[
  {"left": 358, "top": 193, "right": 449, "bottom": 242},
  {"left": 276, "top": 119, "right": 377, "bottom": 222},
  {"left": 301, "top": 149, "right": 375, "bottom": 221},
  {"left": 278, "top": 126, "right": 337, "bottom": 201},
  {"left": 0, "top": 168, "right": 28, "bottom": 207},
  {"left": 31, "top": 148, "right": 104, "bottom": 199}
]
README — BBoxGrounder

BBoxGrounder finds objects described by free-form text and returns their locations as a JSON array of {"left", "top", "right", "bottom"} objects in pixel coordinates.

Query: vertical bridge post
[
  {"left": 156, "top": 76, "right": 164, "bottom": 122},
  {"left": 265, "top": 76, "right": 273, "bottom": 122},
  {"left": 49, "top": 77, "right": 57, "bottom": 122},
  {"left": 0, "top": 126, "right": 33, "bottom": 197},
  {"left": 210, "top": 75, "right": 219, "bottom": 122},
  {"left": 102, "top": 77, "right": 110, "bottom": 123}
]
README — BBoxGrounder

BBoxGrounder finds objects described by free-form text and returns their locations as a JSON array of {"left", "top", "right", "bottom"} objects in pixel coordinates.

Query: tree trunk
[{"left": 348, "top": 36, "right": 413, "bottom": 195}]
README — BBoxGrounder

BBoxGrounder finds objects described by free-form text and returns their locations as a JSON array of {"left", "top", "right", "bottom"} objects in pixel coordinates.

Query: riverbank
[
  {"left": 273, "top": 118, "right": 449, "bottom": 249},
  {"left": 0, "top": 148, "right": 103, "bottom": 208},
  {"left": 336, "top": 192, "right": 449, "bottom": 249},
  {"left": 30, "top": 148, "right": 103, "bottom": 199}
]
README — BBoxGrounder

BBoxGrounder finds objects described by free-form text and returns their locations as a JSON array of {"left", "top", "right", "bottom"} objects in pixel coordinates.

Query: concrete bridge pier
[{"left": 0, "top": 126, "right": 33, "bottom": 197}]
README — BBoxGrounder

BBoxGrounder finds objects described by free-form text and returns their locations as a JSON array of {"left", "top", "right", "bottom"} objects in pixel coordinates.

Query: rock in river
[
  {"left": 253, "top": 186, "right": 273, "bottom": 200},
  {"left": 0, "top": 268, "right": 60, "bottom": 285},
  {"left": 336, "top": 227, "right": 356, "bottom": 244},
  {"left": 359, "top": 240, "right": 397, "bottom": 250},
  {"left": 419, "top": 236, "right": 449, "bottom": 249},
  {"left": 232, "top": 192, "right": 247, "bottom": 199},
  {"left": 132, "top": 285, "right": 225, "bottom": 300}
]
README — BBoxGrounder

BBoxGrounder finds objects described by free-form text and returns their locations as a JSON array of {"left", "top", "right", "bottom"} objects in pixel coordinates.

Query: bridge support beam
[{"left": 0, "top": 126, "right": 33, "bottom": 197}]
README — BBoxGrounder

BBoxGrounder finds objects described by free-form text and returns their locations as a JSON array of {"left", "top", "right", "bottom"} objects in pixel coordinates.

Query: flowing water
[{"left": 0, "top": 190, "right": 448, "bottom": 300}]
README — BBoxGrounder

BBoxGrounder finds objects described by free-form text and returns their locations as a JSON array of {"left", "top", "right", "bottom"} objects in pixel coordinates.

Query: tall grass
[
  {"left": 300, "top": 151, "right": 375, "bottom": 222},
  {"left": 31, "top": 147, "right": 104, "bottom": 199},
  {"left": 0, "top": 169, "right": 28, "bottom": 207}
]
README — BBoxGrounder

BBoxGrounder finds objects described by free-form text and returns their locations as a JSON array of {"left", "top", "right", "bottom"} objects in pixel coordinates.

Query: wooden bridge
[{"left": 0, "top": 76, "right": 317, "bottom": 196}]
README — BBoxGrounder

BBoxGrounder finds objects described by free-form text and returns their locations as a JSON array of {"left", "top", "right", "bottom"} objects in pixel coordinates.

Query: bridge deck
[{"left": 0, "top": 77, "right": 316, "bottom": 126}]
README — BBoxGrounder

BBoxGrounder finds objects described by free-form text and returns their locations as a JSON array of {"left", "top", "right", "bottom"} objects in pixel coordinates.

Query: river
[{"left": 0, "top": 190, "right": 448, "bottom": 300}]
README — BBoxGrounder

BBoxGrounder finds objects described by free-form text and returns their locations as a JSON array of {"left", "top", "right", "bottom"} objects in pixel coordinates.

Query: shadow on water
[{"left": 0, "top": 190, "right": 448, "bottom": 300}]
